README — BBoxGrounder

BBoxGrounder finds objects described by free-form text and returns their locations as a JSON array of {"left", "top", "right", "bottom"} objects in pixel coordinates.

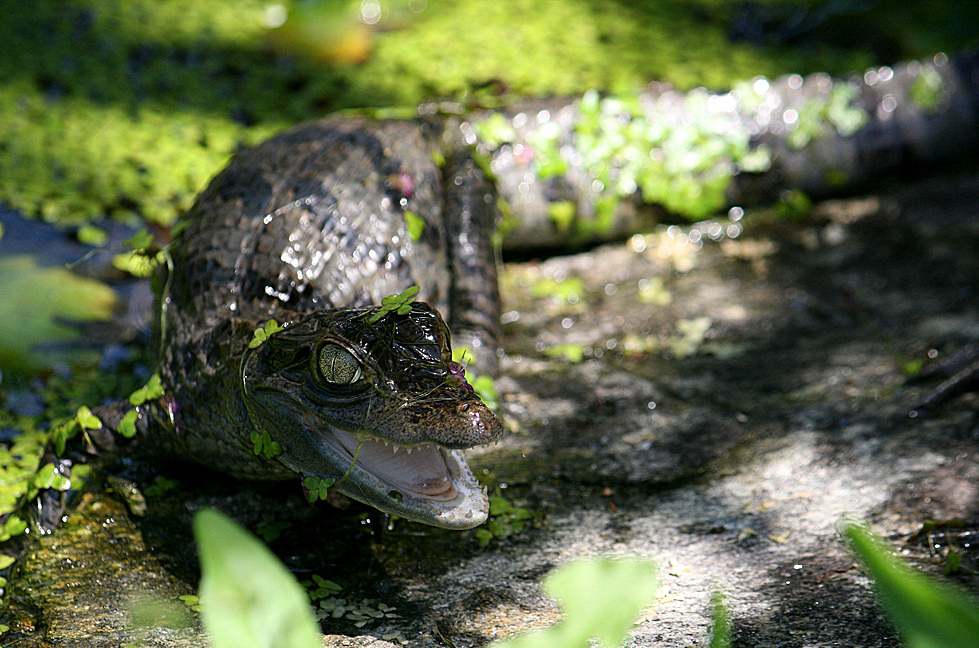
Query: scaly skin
[{"left": 120, "top": 117, "right": 503, "bottom": 529}]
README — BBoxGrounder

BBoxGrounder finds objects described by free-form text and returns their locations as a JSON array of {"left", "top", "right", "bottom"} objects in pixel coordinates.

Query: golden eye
[{"left": 318, "top": 344, "right": 363, "bottom": 384}]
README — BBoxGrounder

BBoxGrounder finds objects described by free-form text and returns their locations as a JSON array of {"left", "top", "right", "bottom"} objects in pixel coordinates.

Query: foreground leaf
[
  {"left": 845, "top": 523, "right": 979, "bottom": 648},
  {"left": 491, "top": 557, "right": 658, "bottom": 648},
  {"left": 194, "top": 509, "right": 321, "bottom": 648}
]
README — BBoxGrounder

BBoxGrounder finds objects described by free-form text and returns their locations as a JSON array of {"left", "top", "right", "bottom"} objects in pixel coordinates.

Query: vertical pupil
[{"left": 320, "top": 345, "right": 359, "bottom": 384}]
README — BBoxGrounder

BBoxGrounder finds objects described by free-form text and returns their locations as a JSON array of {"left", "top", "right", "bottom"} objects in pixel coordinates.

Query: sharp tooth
[
  {"left": 392, "top": 446, "right": 399, "bottom": 454},
  {"left": 406, "top": 447, "right": 412, "bottom": 455}
]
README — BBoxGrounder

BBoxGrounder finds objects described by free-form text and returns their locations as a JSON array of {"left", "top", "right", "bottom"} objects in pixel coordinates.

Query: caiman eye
[{"left": 318, "top": 344, "right": 363, "bottom": 384}]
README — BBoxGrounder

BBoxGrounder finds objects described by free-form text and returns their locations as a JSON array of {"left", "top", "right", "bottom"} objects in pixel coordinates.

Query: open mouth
[{"left": 333, "top": 429, "right": 463, "bottom": 502}]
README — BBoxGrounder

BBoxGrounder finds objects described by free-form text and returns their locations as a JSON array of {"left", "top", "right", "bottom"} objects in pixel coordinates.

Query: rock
[{"left": 4, "top": 167, "right": 979, "bottom": 646}]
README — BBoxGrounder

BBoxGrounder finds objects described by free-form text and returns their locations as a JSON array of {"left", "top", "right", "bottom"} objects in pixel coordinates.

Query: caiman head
[{"left": 239, "top": 301, "right": 503, "bottom": 529}]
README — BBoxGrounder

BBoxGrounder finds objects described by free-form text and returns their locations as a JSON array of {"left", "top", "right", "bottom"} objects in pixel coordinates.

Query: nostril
[{"left": 459, "top": 402, "right": 471, "bottom": 414}]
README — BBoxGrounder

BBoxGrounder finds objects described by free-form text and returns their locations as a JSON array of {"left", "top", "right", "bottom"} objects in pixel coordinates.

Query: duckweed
[
  {"left": 302, "top": 476, "right": 335, "bottom": 503},
  {"left": 247, "top": 319, "right": 285, "bottom": 350},
  {"left": 475, "top": 493, "right": 536, "bottom": 547},
  {"left": 5, "top": 0, "right": 971, "bottom": 230},
  {"left": 368, "top": 286, "right": 419, "bottom": 324}
]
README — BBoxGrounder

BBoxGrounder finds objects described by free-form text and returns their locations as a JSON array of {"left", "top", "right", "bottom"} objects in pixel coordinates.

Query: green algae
[{"left": 4, "top": 0, "right": 975, "bottom": 229}]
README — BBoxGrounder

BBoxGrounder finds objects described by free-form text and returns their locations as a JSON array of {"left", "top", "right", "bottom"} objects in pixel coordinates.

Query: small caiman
[
  {"left": 98, "top": 118, "right": 505, "bottom": 529},
  {"left": 90, "top": 51, "right": 979, "bottom": 529}
]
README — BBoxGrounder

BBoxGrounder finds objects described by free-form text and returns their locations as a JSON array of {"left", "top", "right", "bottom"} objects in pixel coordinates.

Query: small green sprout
[
  {"left": 367, "top": 286, "right": 419, "bottom": 324},
  {"left": 128, "top": 373, "right": 164, "bottom": 406},
  {"left": 710, "top": 590, "right": 732, "bottom": 648},
  {"left": 118, "top": 409, "right": 139, "bottom": 438},
  {"left": 302, "top": 476, "right": 336, "bottom": 503},
  {"left": 251, "top": 428, "right": 282, "bottom": 459},
  {"left": 248, "top": 319, "right": 284, "bottom": 349}
]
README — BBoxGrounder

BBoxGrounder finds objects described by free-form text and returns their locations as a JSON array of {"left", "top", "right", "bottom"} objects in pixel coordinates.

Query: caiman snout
[{"left": 420, "top": 398, "right": 503, "bottom": 449}]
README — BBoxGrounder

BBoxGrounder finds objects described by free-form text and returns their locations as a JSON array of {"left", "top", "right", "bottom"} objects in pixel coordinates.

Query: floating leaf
[
  {"left": 129, "top": 374, "right": 163, "bottom": 406},
  {"left": 302, "top": 476, "right": 335, "bottom": 503},
  {"left": 251, "top": 429, "right": 282, "bottom": 459},
  {"left": 0, "top": 515, "right": 28, "bottom": 542},
  {"left": 76, "top": 224, "right": 108, "bottom": 246},
  {"left": 76, "top": 405, "right": 102, "bottom": 430},
  {"left": 368, "top": 286, "right": 419, "bottom": 324},
  {"left": 118, "top": 408, "right": 139, "bottom": 438},
  {"left": 194, "top": 509, "right": 321, "bottom": 648},
  {"left": 33, "top": 463, "right": 71, "bottom": 491}
]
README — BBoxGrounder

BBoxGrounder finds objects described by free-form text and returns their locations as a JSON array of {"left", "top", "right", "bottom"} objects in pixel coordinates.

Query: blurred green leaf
[
  {"left": 404, "top": 210, "right": 425, "bottom": 242},
  {"left": 0, "top": 255, "right": 116, "bottom": 372},
  {"left": 845, "top": 523, "right": 979, "bottom": 648},
  {"left": 194, "top": 509, "right": 321, "bottom": 648},
  {"left": 490, "top": 557, "right": 658, "bottom": 648}
]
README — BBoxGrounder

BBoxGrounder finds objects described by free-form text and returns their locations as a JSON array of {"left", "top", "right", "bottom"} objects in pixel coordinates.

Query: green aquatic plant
[
  {"left": 475, "top": 493, "right": 536, "bottom": 547},
  {"left": 117, "top": 373, "right": 165, "bottom": 439},
  {"left": 301, "top": 476, "right": 335, "bottom": 503},
  {"left": 250, "top": 428, "right": 282, "bottom": 460},
  {"left": 7, "top": 0, "right": 960, "bottom": 231},
  {"left": 367, "top": 285, "right": 419, "bottom": 324},
  {"left": 247, "top": 319, "right": 285, "bottom": 350}
]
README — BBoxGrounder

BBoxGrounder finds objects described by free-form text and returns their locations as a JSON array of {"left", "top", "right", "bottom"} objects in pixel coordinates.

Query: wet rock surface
[{"left": 4, "top": 166, "right": 979, "bottom": 646}]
